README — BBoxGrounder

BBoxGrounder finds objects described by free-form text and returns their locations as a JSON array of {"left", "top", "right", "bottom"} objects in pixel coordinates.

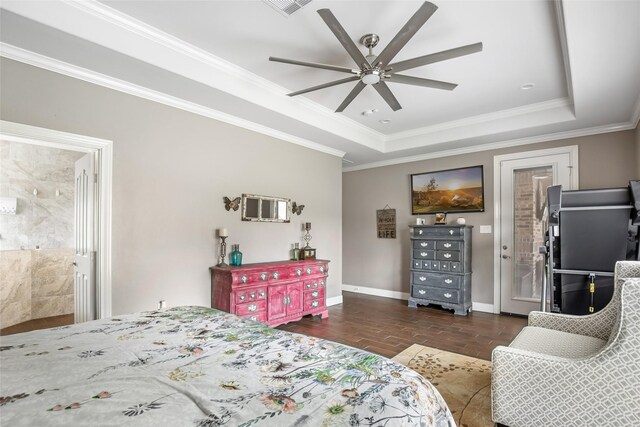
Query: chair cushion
[{"left": 509, "top": 326, "right": 607, "bottom": 359}]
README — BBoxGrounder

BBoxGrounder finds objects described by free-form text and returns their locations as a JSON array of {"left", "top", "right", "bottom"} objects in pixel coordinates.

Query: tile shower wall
[{"left": 0, "top": 140, "right": 83, "bottom": 328}]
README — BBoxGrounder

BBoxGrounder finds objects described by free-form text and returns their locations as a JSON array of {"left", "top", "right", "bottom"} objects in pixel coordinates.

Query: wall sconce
[{"left": 292, "top": 201, "right": 305, "bottom": 215}]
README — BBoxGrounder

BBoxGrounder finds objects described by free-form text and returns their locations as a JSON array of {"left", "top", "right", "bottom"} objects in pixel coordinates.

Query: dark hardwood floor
[
  {"left": 1, "top": 293, "right": 527, "bottom": 361},
  {"left": 0, "top": 313, "right": 74, "bottom": 336},
  {"left": 278, "top": 291, "right": 527, "bottom": 360}
]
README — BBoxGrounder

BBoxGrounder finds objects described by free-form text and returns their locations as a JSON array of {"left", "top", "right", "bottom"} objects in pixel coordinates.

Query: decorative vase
[
  {"left": 293, "top": 243, "right": 300, "bottom": 261},
  {"left": 229, "top": 244, "right": 243, "bottom": 266}
]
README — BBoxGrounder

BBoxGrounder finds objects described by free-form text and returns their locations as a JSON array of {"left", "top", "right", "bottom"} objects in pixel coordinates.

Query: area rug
[{"left": 392, "top": 344, "right": 493, "bottom": 427}]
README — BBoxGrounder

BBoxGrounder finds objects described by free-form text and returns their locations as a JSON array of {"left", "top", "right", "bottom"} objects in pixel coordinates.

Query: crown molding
[
  {"left": 343, "top": 120, "right": 636, "bottom": 172},
  {"left": 0, "top": 43, "right": 346, "bottom": 158},
  {"left": 16, "top": 0, "right": 385, "bottom": 152},
  {"left": 384, "top": 97, "right": 573, "bottom": 147}
]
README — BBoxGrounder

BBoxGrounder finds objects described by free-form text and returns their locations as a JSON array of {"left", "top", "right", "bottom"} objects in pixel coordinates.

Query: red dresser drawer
[
  {"left": 235, "top": 299, "right": 267, "bottom": 316},
  {"left": 305, "top": 298, "right": 325, "bottom": 311},
  {"left": 235, "top": 287, "right": 267, "bottom": 304},
  {"left": 304, "top": 287, "right": 325, "bottom": 302},
  {"left": 242, "top": 312, "right": 267, "bottom": 323}
]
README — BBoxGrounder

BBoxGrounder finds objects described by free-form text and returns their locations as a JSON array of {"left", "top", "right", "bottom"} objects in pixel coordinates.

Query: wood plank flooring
[
  {"left": 278, "top": 291, "right": 527, "bottom": 360},
  {"left": 1, "top": 292, "right": 527, "bottom": 361},
  {"left": 0, "top": 313, "right": 74, "bottom": 336}
]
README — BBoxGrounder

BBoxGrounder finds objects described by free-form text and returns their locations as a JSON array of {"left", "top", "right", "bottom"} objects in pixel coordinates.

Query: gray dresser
[{"left": 408, "top": 225, "right": 473, "bottom": 315}]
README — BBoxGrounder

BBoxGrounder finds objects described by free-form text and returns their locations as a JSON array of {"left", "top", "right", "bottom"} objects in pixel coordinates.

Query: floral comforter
[{"left": 0, "top": 306, "right": 454, "bottom": 426}]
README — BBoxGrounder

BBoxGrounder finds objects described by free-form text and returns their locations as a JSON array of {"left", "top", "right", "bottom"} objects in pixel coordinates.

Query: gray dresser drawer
[
  {"left": 413, "top": 240, "right": 436, "bottom": 250},
  {"left": 414, "top": 250, "right": 435, "bottom": 260},
  {"left": 412, "top": 284, "right": 460, "bottom": 303},
  {"left": 414, "top": 227, "right": 461, "bottom": 237},
  {"left": 436, "top": 251, "right": 460, "bottom": 262},
  {"left": 412, "top": 272, "right": 461, "bottom": 289},
  {"left": 436, "top": 241, "right": 461, "bottom": 250}
]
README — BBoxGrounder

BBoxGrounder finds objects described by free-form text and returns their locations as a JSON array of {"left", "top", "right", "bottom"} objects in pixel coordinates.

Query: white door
[
  {"left": 498, "top": 149, "right": 577, "bottom": 315},
  {"left": 74, "top": 153, "right": 96, "bottom": 323}
]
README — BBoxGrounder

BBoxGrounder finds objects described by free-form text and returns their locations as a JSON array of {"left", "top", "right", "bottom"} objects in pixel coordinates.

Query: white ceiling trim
[
  {"left": 343, "top": 121, "right": 636, "bottom": 173},
  {"left": 0, "top": 43, "right": 346, "bottom": 158},
  {"left": 384, "top": 97, "right": 575, "bottom": 152},
  {"left": 1, "top": 0, "right": 591, "bottom": 157},
  {"left": 3, "top": 0, "right": 384, "bottom": 151}
]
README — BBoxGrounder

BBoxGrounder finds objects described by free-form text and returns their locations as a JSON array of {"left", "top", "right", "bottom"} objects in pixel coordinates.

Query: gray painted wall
[
  {"left": 343, "top": 130, "right": 637, "bottom": 306},
  {"left": 0, "top": 58, "right": 342, "bottom": 316},
  {"left": 636, "top": 124, "right": 640, "bottom": 178}
]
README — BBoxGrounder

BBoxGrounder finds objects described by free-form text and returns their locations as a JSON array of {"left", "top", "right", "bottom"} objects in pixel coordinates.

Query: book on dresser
[
  {"left": 210, "top": 259, "right": 329, "bottom": 327},
  {"left": 408, "top": 225, "right": 473, "bottom": 316}
]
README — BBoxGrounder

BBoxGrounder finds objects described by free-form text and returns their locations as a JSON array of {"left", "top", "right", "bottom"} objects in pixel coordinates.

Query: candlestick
[
  {"left": 305, "top": 222, "right": 311, "bottom": 230},
  {"left": 218, "top": 228, "right": 228, "bottom": 237},
  {"left": 217, "top": 235, "right": 228, "bottom": 267}
]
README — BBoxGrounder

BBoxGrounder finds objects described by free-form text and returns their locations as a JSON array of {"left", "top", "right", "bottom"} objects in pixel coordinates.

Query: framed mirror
[{"left": 242, "top": 194, "right": 291, "bottom": 223}]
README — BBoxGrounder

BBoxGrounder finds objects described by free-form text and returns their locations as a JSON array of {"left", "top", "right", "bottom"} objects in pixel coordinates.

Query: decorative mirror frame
[{"left": 241, "top": 194, "right": 291, "bottom": 223}]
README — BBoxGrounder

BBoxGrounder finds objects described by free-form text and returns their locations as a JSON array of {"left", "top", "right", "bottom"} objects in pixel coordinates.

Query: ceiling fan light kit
[{"left": 269, "top": 1, "right": 483, "bottom": 113}]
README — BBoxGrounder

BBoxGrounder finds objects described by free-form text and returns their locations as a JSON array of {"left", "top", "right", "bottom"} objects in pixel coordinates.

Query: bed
[{"left": 0, "top": 306, "right": 454, "bottom": 426}]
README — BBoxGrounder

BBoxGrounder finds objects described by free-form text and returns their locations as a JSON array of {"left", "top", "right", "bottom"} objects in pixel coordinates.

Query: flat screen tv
[{"left": 411, "top": 165, "right": 485, "bottom": 214}]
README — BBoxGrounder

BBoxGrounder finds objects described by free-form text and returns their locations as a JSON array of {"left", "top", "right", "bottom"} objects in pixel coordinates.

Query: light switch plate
[{"left": 479, "top": 225, "right": 492, "bottom": 234}]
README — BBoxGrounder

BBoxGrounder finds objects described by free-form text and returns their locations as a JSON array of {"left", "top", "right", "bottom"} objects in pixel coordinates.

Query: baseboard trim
[
  {"left": 342, "top": 284, "right": 410, "bottom": 301},
  {"left": 326, "top": 295, "right": 343, "bottom": 307},
  {"left": 342, "top": 284, "right": 495, "bottom": 313},
  {"left": 472, "top": 302, "right": 495, "bottom": 314}
]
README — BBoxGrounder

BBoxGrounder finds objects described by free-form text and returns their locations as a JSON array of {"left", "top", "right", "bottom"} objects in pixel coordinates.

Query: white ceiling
[{"left": 1, "top": 0, "right": 639, "bottom": 169}]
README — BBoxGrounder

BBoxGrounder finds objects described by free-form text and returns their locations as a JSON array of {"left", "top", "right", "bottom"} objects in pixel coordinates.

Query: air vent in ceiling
[{"left": 263, "top": 0, "right": 312, "bottom": 17}]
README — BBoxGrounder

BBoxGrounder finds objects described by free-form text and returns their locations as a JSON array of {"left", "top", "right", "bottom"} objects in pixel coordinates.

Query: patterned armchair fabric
[{"left": 491, "top": 261, "right": 640, "bottom": 427}]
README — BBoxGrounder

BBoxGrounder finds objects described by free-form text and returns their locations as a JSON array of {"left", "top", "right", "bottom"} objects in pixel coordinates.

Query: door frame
[
  {"left": 0, "top": 120, "right": 113, "bottom": 318},
  {"left": 492, "top": 146, "right": 579, "bottom": 314}
]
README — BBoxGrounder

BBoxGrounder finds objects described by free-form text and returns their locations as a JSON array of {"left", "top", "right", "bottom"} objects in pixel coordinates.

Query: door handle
[
  {"left": 502, "top": 254, "right": 511, "bottom": 259},
  {"left": 72, "top": 261, "right": 78, "bottom": 267}
]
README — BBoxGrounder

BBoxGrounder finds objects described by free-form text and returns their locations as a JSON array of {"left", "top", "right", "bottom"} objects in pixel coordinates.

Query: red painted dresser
[{"left": 210, "top": 259, "right": 329, "bottom": 327}]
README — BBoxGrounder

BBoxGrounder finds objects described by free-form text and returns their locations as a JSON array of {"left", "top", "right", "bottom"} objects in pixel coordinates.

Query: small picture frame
[{"left": 434, "top": 213, "right": 447, "bottom": 225}]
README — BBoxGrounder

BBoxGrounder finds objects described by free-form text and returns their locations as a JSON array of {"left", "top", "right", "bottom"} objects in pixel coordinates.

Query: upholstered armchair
[{"left": 492, "top": 261, "right": 640, "bottom": 426}]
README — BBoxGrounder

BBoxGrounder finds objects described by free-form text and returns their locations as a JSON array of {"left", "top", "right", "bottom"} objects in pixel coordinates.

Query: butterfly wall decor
[
  {"left": 223, "top": 196, "right": 241, "bottom": 212},
  {"left": 292, "top": 202, "right": 305, "bottom": 215}
]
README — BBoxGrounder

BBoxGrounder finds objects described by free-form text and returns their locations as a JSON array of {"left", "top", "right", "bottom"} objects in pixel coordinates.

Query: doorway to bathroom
[{"left": 0, "top": 121, "right": 112, "bottom": 334}]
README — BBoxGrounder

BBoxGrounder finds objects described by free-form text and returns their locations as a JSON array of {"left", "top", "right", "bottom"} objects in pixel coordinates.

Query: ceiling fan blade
[
  {"left": 387, "top": 74, "right": 457, "bottom": 90},
  {"left": 336, "top": 81, "right": 366, "bottom": 112},
  {"left": 287, "top": 76, "right": 360, "bottom": 97},
  {"left": 388, "top": 42, "right": 483, "bottom": 73},
  {"left": 373, "top": 1, "right": 438, "bottom": 69},
  {"left": 317, "top": 9, "right": 370, "bottom": 69},
  {"left": 373, "top": 81, "right": 402, "bottom": 111},
  {"left": 269, "top": 57, "right": 357, "bottom": 74}
]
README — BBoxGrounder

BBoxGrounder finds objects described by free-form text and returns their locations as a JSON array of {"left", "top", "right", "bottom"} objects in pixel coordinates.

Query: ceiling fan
[{"left": 269, "top": 1, "right": 483, "bottom": 113}]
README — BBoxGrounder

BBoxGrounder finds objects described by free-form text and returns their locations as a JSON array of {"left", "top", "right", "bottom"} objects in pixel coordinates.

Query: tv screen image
[{"left": 411, "top": 165, "right": 485, "bottom": 214}]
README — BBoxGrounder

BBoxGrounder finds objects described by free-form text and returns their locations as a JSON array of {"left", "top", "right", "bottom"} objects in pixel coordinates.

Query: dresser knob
[
  {"left": 241, "top": 275, "right": 248, "bottom": 283},
  {"left": 449, "top": 230, "right": 454, "bottom": 235},
  {"left": 248, "top": 304, "right": 257, "bottom": 312},
  {"left": 272, "top": 272, "right": 279, "bottom": 279},
  {"left": 418, "top": 230, "right": 423, "bottom": 235},
  {"left": 445, "top": 279, "right": 453, "bottom": 284},
  {"left": 444, "top": 243, "right": 451, "bottom": 248},
  {"left": 444, "top": 253, "right": 452, "bottom": 259},
  {"left": 259, "top": 291, "right": 266, "bottom": 297},
  {"left": 260, "top": 273, "right": 267, "bottom": 281},
  {"left": 239, "top": 295, "right": 245, "bottom": 301},
  {"left": 306, "top": 267, "right": 312, "bottom": 275},
  {"left": 312, "top": 291, "right": 319, "bottom": 298},
  {"left": 418, "top": 290, "right": 426, "bottom": 295},
  {"left": 249, "top": 315, "right": 257, "bottom": 321},
  {"left": 320, "top": 281, "right": 325, "bottom": 286},
  {"left": 420, "top": 242, "right": 428, "bottom": 247},
  {"left": 419, "top": 276, "right": 426, "bottom": 281},
  {"left": 306, "top": 283, "right": 311, "bottom": 289},
  {"left": 444, "top": 293, "right": 452, "bottom": 298},
  {"left": 296, "top": 269, "right": 302, "bottom": 276},
  {"left": 320, "top": 266, "right": 325, "bottom": 273},
  {"left": 311, "top": 300, "right": 319, "bottom": 308},
  {"left": 250, "top": 293, "right": 256, "bottom": 299},
  {"left": 420, "top": 252, "right": 428, "bottom": 257}
]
